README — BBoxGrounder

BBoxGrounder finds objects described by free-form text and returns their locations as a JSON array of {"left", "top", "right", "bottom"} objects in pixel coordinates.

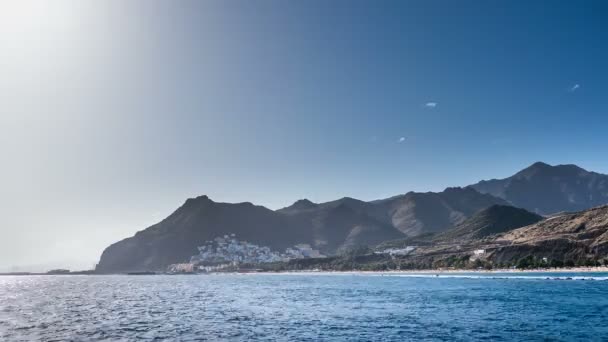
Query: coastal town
[{"left": 167, "top": 234, "right": 325, "bottom": 273}]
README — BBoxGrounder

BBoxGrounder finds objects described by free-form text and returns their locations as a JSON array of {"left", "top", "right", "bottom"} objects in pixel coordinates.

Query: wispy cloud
[
  {"left": 425, "top": 102, "right": 437, "bottom": 108},
  {"left": 398, "top": 137, "right": 406, "bottom": 143},
  {"left": 569, "top": 84, "right": 580, "bottom": 92}
]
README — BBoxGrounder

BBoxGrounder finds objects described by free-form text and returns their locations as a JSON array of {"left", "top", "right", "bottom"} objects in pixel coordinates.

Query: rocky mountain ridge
[
  {"left": 469, "top": 162, "right": 608, "bottom": 215},
  {"left": 96, "top": 162, "right": 608, "bottom": 273}
]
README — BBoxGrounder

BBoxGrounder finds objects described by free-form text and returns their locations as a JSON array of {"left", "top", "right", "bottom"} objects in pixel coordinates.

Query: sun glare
[{"left": 0, "top": 1, "right": 81, "bottom": 52}]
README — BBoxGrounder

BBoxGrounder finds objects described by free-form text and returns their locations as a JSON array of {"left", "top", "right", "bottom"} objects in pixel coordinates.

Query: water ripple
[{"left": 1, "top": 274, "right": 608, "bottom": 341}]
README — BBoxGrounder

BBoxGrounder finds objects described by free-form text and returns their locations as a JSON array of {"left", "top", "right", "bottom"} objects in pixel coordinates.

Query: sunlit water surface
[{"left": 1, "top": 273, "right": 608, "bottom": 341}]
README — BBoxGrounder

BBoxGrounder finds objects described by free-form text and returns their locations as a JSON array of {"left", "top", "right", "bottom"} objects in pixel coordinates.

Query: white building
[
  {"left": 191, "top": 236, "right": 325, "bottom": 266},
  {"left": 379, "top": 246, "right": 416, "bottom": 256}
]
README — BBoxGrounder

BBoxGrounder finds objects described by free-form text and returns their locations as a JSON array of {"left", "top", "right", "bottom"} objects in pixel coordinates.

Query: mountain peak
[
  {"left": 470, "top": 162, "right": 608, "bottom": 215},
  {"left": 515, "top": 161, "right": 552, "bottom": 177},
  {"left": 515, "top": 162, "right": 591, "bottom": 180},
  {"left": 337, "top": 196, "right": 362, "bottom": 203},
  {"left": 291, "top": 199, "right": 316, "bottom": 209},
  {"left": 180, "top": 195, "right": 215, "bottom": 211},
  {"left": 186, "top": 195, "right": 213, "bottom": 203},
  {"left": 277, "top": 198, "right": 318, "bottom": 213},
  {"left": 524, "top": 161, "right": 589, "bottom": 173},
  {"left": 529, "top": 161, "right": 551, "bottom": 169}
]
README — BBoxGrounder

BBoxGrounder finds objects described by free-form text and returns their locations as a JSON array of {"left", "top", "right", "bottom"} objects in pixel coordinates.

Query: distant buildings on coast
[
  {"left": 167, "top": 234, "right": 325, "bottom": 273},
  {"left": 376, "top": 246, "right": 417, "bottom": 256}
]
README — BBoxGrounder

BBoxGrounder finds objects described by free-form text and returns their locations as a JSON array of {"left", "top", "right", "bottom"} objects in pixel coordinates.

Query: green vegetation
[
  {"left": 508, "top": 255, "right": 607, "bottom": 270},
  {"left": 256, "top": 251, "right": 608, "bottom": 272}
]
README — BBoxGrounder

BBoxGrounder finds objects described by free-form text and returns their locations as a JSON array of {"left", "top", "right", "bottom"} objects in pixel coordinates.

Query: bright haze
[{"left": 1, "top": 0, "right": 607, "bottom": 271}]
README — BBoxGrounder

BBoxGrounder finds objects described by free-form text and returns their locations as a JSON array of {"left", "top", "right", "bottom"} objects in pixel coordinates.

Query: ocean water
[{"left": 1, "top": 273, "right": 608, "bottom": 341}]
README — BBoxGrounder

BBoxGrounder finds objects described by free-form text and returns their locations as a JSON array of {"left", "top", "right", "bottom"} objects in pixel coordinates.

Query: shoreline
[
  {"left": 368, "top": 266, "right": 608, "bottom": 274},
  {"left": 251, "top": 266, "right": 608, "bottom": 275},
  {"left": 2, "top": 266, "right": 608, "bottom": 276}
]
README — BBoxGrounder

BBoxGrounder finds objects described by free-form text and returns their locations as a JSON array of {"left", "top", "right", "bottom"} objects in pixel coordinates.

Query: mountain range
[
  {"left": 272, "top": 204, "right": 608, "bottom": 271},
  {"left": 96, "top": 162, "right": 608, "bottom": 273}
]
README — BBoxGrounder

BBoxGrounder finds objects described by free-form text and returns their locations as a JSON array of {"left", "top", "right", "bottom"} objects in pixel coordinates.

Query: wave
[
  {"left": 240, "top": 271, "right": 608, "bottom": 281},
  {"left": 380, "top": 273, "right": 608, "bottom": 281}
]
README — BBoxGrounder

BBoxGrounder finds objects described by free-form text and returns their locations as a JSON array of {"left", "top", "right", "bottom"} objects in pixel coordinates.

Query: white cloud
[
  {"left": 398, "top": 137, "right": 406, "bottom": 143},
  {"left": 425, "top": 102, "right": 437, "bottom": 108},
  {"left": 569, "top": 84, "right": 580, "bottom": 92}
]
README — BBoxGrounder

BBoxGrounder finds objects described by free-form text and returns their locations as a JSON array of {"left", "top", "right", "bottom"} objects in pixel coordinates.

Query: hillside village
[{"left": 168, "top": 234, "right": 325, "bottom": 273}]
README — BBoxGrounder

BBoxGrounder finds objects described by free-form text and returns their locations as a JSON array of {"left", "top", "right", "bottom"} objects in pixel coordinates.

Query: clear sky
[{"left": 1, "top": 0, "right": 607, "bottom": 271}]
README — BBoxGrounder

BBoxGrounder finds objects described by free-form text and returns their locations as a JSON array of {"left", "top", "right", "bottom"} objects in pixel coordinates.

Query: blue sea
[{"left": 1, "top": 272, "right": 608, "bottom": 341}]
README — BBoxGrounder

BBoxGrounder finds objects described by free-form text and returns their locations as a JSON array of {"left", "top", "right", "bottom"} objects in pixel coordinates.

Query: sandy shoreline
[
  {"left": 385, "top": 266, "right": 608, "bottom": 273},
  {"left": 2, "top": 267, "right": 608, "bottom": 276},
  {"left": 261, "top": 266, "right": 608, "bottom": 275}
]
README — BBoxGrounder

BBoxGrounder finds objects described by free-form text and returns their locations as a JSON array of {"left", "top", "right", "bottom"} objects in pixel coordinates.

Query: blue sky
[
  {"left": 1, "top": 0, "right": 607, "bottom": 269},
  {"left": 135, "top": 0, "right": 608, "bottom": 204}
]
